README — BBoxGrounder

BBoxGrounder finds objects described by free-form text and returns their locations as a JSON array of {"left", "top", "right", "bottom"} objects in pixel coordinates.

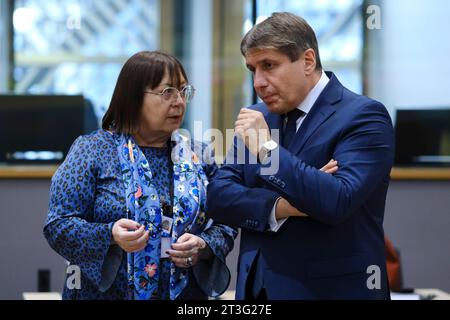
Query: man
[{"left": 206, "top": 12, "right": 394, "bottom": 299}]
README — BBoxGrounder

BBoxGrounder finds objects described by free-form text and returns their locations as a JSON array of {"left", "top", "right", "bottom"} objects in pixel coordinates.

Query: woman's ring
[{"left": 185, "top": 256, "right": 193, "bottom": 267}]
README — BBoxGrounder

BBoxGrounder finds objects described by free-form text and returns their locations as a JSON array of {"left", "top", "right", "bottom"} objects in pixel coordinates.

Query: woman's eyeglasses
[{"left": 144, "top": 84, "right": 195, "bottom": 103}]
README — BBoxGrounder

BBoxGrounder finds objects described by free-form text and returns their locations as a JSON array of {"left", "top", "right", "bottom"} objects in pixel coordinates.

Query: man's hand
[
  {"left": 275, "top": 198, "right": 308, "bottom": 220},
  {"left": 112, "top": 219, "right": 149, "bottom": 253},
  {"left": 235, "top": 108, "right": 271, "bottom": 156},
  {"left": 321, "top": 159, "right": 338, "bottom": 174},
  {"left": 275, "top": 159, "right": 339, "bottom": 219}
]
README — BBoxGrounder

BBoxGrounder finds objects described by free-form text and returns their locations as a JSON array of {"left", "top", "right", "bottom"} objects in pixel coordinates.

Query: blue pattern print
[{"left": 44, "top": 129, "right": 237, "bottom": 300}]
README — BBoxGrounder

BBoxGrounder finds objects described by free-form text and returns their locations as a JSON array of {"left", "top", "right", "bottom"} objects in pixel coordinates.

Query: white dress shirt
[{"left": 268, "top": 71, "right": 330, "bottom": 232}]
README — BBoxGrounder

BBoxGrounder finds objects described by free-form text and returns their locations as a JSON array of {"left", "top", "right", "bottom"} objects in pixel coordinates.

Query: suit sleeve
[
  {"left": 257, "top": 101, "right": 395, "bottom": 225},
  {"left": 207, "top": 136, "right": 280, "bottom": 232},
  {"left": 43, "top": 136, "right": 121, "bottom": 292},
  {"left": 191, "top": 141, "right": 239, "bottom": 297}
]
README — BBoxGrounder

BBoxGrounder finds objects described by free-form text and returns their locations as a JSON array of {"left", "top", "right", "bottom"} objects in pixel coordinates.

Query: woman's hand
[
  {"left": 166, "top": 233, "right": 211, "bottom": 268},
  {"left": 112, "top": 218, "right": 149, "bottom": 253}
]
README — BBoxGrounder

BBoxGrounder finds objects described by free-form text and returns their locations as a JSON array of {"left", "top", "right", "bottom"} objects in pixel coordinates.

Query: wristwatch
[{"left": 258, "top": 139, "right": 278, "bottom": 164}]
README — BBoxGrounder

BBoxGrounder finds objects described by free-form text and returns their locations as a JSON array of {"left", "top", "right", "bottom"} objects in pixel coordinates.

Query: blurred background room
[{"left": 0, "top": 0, "right": 449, "bottom": 299}]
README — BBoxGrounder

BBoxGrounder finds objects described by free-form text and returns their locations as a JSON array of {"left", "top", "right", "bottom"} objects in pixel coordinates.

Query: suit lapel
[{"left": 289, "top": 72, "right": 343, "bottom": 155}]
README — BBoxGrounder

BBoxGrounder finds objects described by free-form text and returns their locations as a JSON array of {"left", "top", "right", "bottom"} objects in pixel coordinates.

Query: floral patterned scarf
[{"left": 115, "top": 131, "right": 209, "bottom": 300}]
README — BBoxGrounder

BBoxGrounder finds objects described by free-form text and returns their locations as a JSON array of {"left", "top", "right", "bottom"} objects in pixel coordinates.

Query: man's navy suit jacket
[{"left": 207, "top": 72, "right": 395, "bottom": 299}]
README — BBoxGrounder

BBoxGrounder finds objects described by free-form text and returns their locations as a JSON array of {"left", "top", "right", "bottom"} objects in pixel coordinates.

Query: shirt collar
[{"left": 296, "top": 70, "right": 330, "bottom": 115}]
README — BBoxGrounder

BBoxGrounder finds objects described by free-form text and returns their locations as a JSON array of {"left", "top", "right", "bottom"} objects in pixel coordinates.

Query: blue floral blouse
[{"left": 44, "top": 129, "right": 237, "bottom": 300}]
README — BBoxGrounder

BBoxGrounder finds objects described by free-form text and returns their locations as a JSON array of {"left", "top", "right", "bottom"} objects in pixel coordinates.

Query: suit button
[
  {"left": 269, "top": 176, "right": 275, "bottom": 181},
  {"left": 280, "top": 182, "right": 286, "bottom": 188}
]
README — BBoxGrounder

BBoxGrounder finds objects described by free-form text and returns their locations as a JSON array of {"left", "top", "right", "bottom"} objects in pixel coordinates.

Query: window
[
  {"left": 245, "top": 0, "right": 364, "bottom": 94},
  {"left": 13, "top": 0, "right": 160, "bottom": 120}
]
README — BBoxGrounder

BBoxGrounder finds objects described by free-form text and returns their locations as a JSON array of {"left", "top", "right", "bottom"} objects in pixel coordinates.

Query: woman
[{"left": 44, "top": 51, "right": 238, "bottom": 300}]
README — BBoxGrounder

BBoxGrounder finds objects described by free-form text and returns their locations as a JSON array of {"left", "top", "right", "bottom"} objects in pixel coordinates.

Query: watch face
[
  {"left": 265, "top": 140, "right": 278, "bottom": 150},
  {"left": 259, "top": 140, "right": 277, "bottom": 164}
]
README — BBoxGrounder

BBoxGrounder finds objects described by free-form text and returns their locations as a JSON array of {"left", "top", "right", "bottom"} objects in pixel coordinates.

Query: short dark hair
[
  {"left": 240, "top": 12, "right": 322, "bottom": 70},
  {"left": 102, "top": 51, "right": 188, "bottom": 134}
]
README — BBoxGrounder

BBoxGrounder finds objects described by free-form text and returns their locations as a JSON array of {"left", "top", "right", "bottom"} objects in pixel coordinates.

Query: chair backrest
[{"left": 385, "top": 235, "right": 402, "bottom": 292}]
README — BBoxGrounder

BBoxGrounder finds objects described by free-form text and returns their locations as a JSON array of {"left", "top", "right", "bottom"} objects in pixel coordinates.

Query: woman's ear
[{"left": 303, "top": 48, "right": 317, "bottom": 75}]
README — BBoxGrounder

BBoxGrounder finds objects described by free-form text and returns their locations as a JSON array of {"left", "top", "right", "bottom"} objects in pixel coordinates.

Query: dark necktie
[{"left": 282, "top": 109, "right": 305, "bottom": 148}]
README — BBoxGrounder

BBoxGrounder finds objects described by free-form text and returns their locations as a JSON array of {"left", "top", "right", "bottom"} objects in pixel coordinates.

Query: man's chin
[{"left": 266, "top": 102, "right": 287, "bottom": 115}]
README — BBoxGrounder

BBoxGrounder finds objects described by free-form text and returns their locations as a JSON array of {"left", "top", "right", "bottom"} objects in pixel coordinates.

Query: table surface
[
  {"left": 218, "top": 289, "right": 450, "bottom": 300},
  {"left": 21, "top": 289, "right": 450, "bottom": 300},
  {"left": 414, "top": 288, "right": 450, "bottom": 300},
  {"left": 22, "top": 292, "right": 62, "bottom": 300},
  {"left": 2, "top": 166, "right": 450, "bottom": 180}
]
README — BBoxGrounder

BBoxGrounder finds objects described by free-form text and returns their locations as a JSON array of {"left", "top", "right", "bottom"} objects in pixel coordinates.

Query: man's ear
[{"left": 303, "top": 48, "right": 317, "bottom": 75}]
